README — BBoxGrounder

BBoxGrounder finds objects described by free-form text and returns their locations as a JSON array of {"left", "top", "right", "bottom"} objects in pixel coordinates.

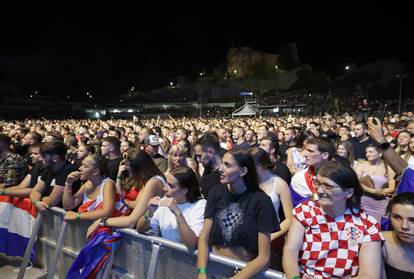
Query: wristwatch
[
  {"left": 377, "top": 141, "right": 391, "bottom": 150},
  {"left": 99, "top": 217, "right": 108, "bottom": 227}
]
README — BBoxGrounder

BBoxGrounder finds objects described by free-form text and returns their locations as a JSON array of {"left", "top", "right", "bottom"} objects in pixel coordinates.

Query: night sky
[{"left": 0, "top": 5, "right": 412, "bottom": 99}]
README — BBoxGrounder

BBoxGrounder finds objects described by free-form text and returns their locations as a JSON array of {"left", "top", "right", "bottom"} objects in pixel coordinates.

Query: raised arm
[
  {"left": 87, "top": 177, "right": 164, "bottom": 238},
  {"left": 62, "top": 171, "right": 83, "bottom": 210},
  {"left": 368, "top": 118, "right": 407, "bottom": 174},
  {"left": 65, "top": 180, "right": 116, "bottom": 221}
]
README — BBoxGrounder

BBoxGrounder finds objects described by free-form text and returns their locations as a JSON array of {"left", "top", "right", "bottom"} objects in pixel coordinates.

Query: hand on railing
[
  {"left": 34, "top": 201, "right": 49, "bottom": 212},
  {"left": 64, "top": 211, "right": 79, "bottom": 221}
]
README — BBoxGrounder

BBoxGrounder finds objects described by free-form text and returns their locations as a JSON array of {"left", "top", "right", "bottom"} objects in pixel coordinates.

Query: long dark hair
[
  {"left": 228, "top": 149, "right": 260, "bottom": 192},
  {"left": 125, "top": 148, "right": 164, "bottom": 182},
  {"left": 317, "top": 161, "right": 363, "bottom": 209},
  {"left": 249, "top": 147, "right": 275, "bottom": 170},
  {"left": 170, "top": 166, "right": 202, "bottom": 203}
]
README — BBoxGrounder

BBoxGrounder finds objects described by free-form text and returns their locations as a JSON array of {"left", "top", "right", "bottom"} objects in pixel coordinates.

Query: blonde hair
[{"left": 166, "top": 144, "right": 188, "bottom": 173}]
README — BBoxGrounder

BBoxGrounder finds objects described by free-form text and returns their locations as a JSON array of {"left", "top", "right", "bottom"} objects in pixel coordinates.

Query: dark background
[{"left": 0, "top": 5, "right": 412, "bottom": 98}]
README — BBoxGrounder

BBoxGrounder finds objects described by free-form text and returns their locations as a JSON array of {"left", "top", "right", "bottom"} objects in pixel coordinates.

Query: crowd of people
[{"left": 0, "top": 110, "right": 413, "bottom": 278}]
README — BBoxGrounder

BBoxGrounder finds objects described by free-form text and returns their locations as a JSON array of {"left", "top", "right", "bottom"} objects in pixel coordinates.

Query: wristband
[
  {"left": 77, "top": 212, "right": 81, "bottom": 220},
  {"left": 292, "top": 276, "right": 300, "bottom": 279},
  {"left": 1, "top": 189, "right": 6, "bottom": 195},
  {"left": 196, "top": 267, "right": 207, "bottom": 275},
  {"left": 176, "top": 218, "right": 186, "bottom": 224},
  {"left": 145, "top": 210, "right": 153, "bottom": 220},
  {"left": 377, "top": 141, "right": 391, "bottom": 150},
  {"left": 116, "top": 176, "right": 122, "bottom": 180},
  {"left": 99, "top": 217, "right": 108, "bottom": 227}
]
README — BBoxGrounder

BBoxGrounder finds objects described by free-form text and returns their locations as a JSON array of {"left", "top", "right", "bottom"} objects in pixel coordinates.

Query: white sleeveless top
[
  {"left": 82, "top": 177, "right": 111, "bottom": 212},
  {"left": 260, "top": 176, "right": 281, "bottom": 221}
]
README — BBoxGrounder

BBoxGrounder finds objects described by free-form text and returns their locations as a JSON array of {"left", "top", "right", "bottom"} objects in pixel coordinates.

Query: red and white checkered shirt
[{"left": 293, "top": 200, "right": 383, "bottom": 279}]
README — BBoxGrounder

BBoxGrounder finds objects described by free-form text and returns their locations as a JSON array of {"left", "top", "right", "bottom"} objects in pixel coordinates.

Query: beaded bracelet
[{"left": 176, "top": 218, "right": 186, "bottom": 224}]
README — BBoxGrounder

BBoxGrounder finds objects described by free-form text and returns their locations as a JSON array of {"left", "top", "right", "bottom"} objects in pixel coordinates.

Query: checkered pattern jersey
[{"left": 293, "top": 200, "right": 383, "bottom": 279}]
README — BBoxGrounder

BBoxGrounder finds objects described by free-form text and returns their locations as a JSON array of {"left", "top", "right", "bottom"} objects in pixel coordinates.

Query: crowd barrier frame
[{"left": 16, "top": 207, "right": 285, "bottom": 279}]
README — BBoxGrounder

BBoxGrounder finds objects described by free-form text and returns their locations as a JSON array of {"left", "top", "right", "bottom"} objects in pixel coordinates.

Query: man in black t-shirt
[
  {"left": 279, "top": 127, "right": 296, "bottom": 162},
  {"left": 232, "top": 126, "right": 250, "bottom": 150},
  {"left": 100, "top": 136, "right": 122, "bottom": 181},
  {"left": 350, "top": 122, "right": 375, "bottom": 160},
  {"left": 194, "top": 134, "right": 223, "bottom": 199},
  {"left": 30, "top": 141, "right": 75, "bottom": 212}
]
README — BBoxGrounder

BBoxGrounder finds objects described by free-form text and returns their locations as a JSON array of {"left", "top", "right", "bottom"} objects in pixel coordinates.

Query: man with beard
[
  {"left": 194, "top": 133, "right": 223, "bottom": 199},
  {"left": 350, "top": 121, "right": 375, "bottom": 160},
  {"left": 29, "top": 141, "right": 75, "bottom": 211}
]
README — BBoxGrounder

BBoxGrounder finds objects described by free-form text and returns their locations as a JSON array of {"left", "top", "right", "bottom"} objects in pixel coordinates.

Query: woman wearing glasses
[{"left": 283, "top": 161, "right": 383, "bottom": 279}]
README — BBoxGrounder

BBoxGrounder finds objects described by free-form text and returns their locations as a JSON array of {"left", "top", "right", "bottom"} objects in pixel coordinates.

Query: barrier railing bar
[
  {"left": 38, "top": 237, "right": 79, "bottom": 258},
  {"left": 146, "top": 243, "right": 160, "bottom": 279},
  {"left": 46, "top": 220, "right": 68, "bottom": 279},
  {"left": 44, "top": 208, "right": 284, "bottom": 279},
  {"left": 47, "top": 206, "right": 66, "bottom": 215},
  {"left": 17, "top": 213, "right": 44, "bottom": 279},
  {"left": 118, "top": 229, "right": 284, "bottom": 279},
  {"left": 100, "top": 248, "right": 115, "bottom": 279}
]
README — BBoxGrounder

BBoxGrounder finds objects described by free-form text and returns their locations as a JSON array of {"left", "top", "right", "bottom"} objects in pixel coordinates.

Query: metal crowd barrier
[{"left": 17, "top": 207, "right": 284, "bottom": 279}]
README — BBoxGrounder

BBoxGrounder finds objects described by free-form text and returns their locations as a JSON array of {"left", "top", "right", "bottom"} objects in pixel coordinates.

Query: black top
[
  {"left": 200, "top": 168, "right": 222, "bottom": 199},
  {"left": 232, "top": 141, "right": 251, "bottom": 150},
  {"left": 279, "top": 142, "right": 292, "bottom": 162},
  {"left": 107, "top": 157, "right": 122, "bottom": 181},
  {"left": 29, "top": 163, "right": 46, "bottom": 188},
  {"left": 205, "top": 185, "right": 280, "bottom": 256},
  {"left": 385, "top": 262, "right": 414, "bottom": 279},
  {"left": 350, "top": 136, "right": 375, "bottom": 160},
  {"left": 40, "top": 162, "right": 75, "bottom": 197},
  {"left": 334, "top": 154, "right": 351, "bottom": 168},
  {"left": 271, "top": 160, "right": 292, "bottom": 185},
  {"left": 71, "top": 157, "right": 82, "bottom": 171}
]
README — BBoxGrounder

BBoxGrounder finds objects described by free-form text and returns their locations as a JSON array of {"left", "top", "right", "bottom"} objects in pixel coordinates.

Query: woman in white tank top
[
  {"left": 86, "top": 148, "right": 167, "bottom": 238},
  {"left": 249, "top": 148, "right": 293, "bottom": 242},
  {"left": 62, "top": 154, "right": 118, "bottom": 221}
]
